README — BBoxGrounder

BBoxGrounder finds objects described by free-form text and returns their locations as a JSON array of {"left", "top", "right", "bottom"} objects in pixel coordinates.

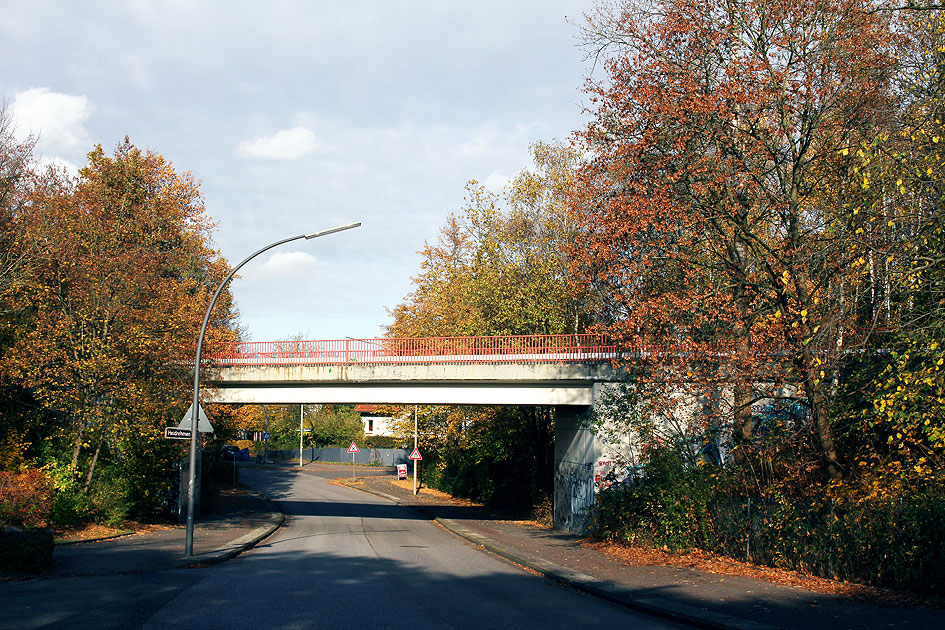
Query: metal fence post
[
  {"left": 746, "top": 497, "right": 752, "bottom": 562},
  {"left": 829, "top": 497, "right": 835, "bottom": 577}
]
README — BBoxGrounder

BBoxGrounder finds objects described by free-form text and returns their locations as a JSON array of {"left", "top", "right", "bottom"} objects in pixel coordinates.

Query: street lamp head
[{"left": 305, "top": 222, "right": 361, "bottom": 239}]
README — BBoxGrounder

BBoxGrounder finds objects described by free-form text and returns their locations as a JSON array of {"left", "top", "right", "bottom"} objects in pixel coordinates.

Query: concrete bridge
[{"left": 205, "top": 335, "right": 627, "bottom": 532}]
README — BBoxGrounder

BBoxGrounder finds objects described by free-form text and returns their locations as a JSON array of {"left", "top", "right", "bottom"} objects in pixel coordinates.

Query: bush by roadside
[
  {"left": 592, "top": 465, "right": 945, "bottom": 596},
  {"left": 0, "top": 527, "right": 54, "bottom": 573}
]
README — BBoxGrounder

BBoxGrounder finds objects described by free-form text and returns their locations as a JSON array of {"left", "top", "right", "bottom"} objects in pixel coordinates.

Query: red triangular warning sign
[
  {"left": 408, "top": 447, "right": 422, "bottom": 460},
  {"left": 348, "top": 442, "right": 360, "bottom": 453}
]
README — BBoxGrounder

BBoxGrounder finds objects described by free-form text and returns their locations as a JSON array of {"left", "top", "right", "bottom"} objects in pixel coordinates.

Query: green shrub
[
  {"left": 43, "top": 462, "right": 93, "bottom": 526},
  {"left": 90, "top": 472, "right": 132, "bottom": 527},
  {"left": 363, "top": 435, "right": 403, "bottom": 449},
  {"left": 81, "top": 438, "right": 179, "bottom": 525}
]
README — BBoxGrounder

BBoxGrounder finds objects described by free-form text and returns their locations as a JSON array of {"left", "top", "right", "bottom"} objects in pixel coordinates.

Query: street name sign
[{"left": 165, "top": 427, "right": 192, "bottom": 440}]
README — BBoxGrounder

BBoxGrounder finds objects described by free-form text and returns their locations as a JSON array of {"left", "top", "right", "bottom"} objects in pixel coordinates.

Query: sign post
[
  {"left": 409, "top": 447, "right": 422, "bottom": 496},
  {"left": 412, "top": 406, "right": 419, "bottom": 495},
  {"left": 348, "top": 441, "right": 360, "bottom": 481}
]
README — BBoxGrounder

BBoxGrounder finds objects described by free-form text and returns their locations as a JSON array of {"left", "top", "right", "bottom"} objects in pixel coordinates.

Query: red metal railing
[
  {"left": 206, "top": 327, "right": 901, "bottom": 368},
  {"left": 207, "top": 334, "right": 619, "bottom": 366}
]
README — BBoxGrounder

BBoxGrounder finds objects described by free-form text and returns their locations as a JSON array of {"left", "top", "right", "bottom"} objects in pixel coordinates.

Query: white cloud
[
  {"left": 237, "top": 126, "right": 324, "bottom": 160},
  {"left": 34, "top": 156, "right": 81, "bottom": 182},
  {"left": 482, "top": 170, "right": 511, "bottom": 192},
  {"left": 454, "top": 126, "right": 498, "bottom": 160},
  {"left": 9, "top": 87, "right": 93, "bottom": 151},
  {"left": 252, "top": 251, "right": 319, "bottom": 280}
]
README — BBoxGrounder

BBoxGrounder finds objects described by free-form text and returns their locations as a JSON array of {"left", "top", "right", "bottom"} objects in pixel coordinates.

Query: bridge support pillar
[{"left": 553, "top": 405, "right": 599, "bottom": 534}]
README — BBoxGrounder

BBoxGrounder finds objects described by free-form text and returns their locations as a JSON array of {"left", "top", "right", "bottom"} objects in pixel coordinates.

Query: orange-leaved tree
[
  {"left": 4, "top": 139, "right": 236, "bottom": 500},
  {"left": 572, "top": 0, "right": 901, "bottom": 480}
]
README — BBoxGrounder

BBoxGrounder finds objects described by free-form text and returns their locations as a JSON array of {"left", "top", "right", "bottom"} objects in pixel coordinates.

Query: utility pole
[{"left": 413, "top": 405, "right": 418, "bottom": 495}]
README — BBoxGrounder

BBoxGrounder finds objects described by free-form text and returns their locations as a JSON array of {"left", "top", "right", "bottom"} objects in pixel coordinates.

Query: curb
[
  {"left": 172, "top": 488, "right": 286, "bottom": 569},
  {"left": 55, "top": 531, "right": 136, "bottom": 546},
  {"left": 340, "top": 480, "right": 774, "bottom": 630},
  {"left": 433, "top": 515, "right": 775, "bottom": 630},
  {"left": 343, "top": 484, "right": 402, "bottom": 505}
]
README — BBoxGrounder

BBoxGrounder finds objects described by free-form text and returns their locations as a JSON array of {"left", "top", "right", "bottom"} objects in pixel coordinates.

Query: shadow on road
[{"left": 142, "top": 544, "right": 679, "bottom": 629}]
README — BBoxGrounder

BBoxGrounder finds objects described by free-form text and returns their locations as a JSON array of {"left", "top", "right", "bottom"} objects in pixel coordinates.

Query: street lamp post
[{"left": 184, "top": 222, "right": 360, "bottom": 556}]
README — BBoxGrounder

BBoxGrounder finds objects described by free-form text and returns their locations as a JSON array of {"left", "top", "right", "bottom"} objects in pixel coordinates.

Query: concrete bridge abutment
[
  {"left": 553, "top": 405, "right": 596, "bottom": 533},
  {"left": 208, "top": 361, "right": 623, "bottom": 534}
]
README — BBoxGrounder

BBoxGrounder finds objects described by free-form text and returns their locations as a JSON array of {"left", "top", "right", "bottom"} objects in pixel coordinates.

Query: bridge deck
[{"left": 206, "top": 336, "right": 625, "bottom": 406}]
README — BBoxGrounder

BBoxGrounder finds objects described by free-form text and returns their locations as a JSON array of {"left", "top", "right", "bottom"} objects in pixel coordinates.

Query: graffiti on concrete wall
[{"left": 554, "top": 461, "right": 595, "bottom": 533}]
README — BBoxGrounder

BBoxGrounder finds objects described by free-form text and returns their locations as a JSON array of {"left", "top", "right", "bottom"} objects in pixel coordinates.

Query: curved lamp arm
[{"left": 185, "top": 222, "right": 360, "bottom": 555}]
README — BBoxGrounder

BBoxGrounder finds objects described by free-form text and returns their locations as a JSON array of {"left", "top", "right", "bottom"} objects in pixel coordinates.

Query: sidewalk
[
  {"left": 47, "top": 486, "right": 283, "bottom": 577},
  {"left": 340, "top": 471, "right": 944, "bottom": 630}
]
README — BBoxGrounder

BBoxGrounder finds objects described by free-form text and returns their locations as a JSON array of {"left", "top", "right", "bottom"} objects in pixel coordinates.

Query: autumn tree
[
  {"left": 305, "top": 404, "right": 363, "bottom": 448},
  {"left": 0, "top": 107, "right": 42, "bottom": 471},
  {"left": 388, "top": 141, "right": 592, "bottom": 337},
  {"left": 3, "top": 139, "right": 235, "bottom": 512},
  {"left": 0, "top": 107, "right": 37, "bottom": 302},
  {"left": 573, "top": 0, "right": 901, "bottom": 479},
  {"left": 386, "top": 142, "right": 583, "bottom": 511},
  {"left": 235, "top": 404, "right": 301, "bottom": 448},
  {"left": 835, "top": 9, "right": 945, "bottom": 495}
]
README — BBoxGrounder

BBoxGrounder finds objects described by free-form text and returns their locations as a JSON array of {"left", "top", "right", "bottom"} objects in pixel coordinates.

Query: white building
[{"left": 355, "top": 404, "right": 396, "bottom": 437}]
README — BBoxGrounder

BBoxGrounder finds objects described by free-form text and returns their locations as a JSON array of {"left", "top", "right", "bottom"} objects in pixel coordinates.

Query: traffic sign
[
  {"left": 348, "top": 442, "right": 360, "bottom": 453},
  {"left": 262, "top": 432, "right": 271, "bottom": 441},
  {"left": 176, "top": 402, "right": 214, "bottom": 433},
  {"left": 165, "top": 427, "right": 192, "bottom": 440},
  {"left": 408, "top": 447, "right": 422, "bottom": 461}
]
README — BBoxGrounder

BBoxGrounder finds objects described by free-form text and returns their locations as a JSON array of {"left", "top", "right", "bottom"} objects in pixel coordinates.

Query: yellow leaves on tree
[
  {"left": 4, "top": 139, "right": 236, "bottom": 486},
  {"left": 388, "top": 141, "right": 590, "bottom": 338}
]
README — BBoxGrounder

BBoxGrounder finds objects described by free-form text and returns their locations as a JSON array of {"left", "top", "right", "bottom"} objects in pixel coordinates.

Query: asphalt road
[{"left": 2, "top": 467, "right": 681, "bottom": 630}]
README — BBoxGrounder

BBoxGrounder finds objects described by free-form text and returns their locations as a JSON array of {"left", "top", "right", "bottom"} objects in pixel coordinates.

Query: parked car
[{"left": 221, "top": 445, "right": 241, "bottom": 460}]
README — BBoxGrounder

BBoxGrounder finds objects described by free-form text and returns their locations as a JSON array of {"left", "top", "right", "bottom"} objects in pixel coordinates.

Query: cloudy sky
[{"left": 2, "top": 1, "right": 595, "bottom": 341}]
